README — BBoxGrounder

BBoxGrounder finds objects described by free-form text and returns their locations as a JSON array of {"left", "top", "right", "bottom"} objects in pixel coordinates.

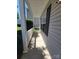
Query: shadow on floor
[
  {"left": 21, "top": 31, "right": 45, "bottom": 59},
  {"left": 28, "top": 31, "right": 39, "bottom": 49},
  {"left": 21, "top": 48, "right": 44, "bottom": 59}
]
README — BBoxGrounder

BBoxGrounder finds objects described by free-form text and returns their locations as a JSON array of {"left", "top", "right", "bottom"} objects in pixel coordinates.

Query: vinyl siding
[
  {"left": 33, "top": 17, "right": 40, "bottom": 28},
  {"left": 40, "top": 0, "right": 61, "bottom": 59}
]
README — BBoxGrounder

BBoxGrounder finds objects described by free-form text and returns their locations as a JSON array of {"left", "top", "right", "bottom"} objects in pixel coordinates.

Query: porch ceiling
[{"left": 27, "top": 0, "right": 49, "bottom": 17}]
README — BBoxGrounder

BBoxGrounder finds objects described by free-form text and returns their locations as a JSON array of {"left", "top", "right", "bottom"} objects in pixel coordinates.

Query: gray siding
[
  {"left": 40, "top": 0, "right": 61, "bottom": 59},
  {"left": 41, "top": 10, "right": 46, "bottom": 24},
  {"left": 33, "top": 17, "right": 40, "bottom": 28}
]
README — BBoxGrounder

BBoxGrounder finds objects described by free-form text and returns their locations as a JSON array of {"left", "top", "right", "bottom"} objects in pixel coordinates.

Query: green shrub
[{"left": 26, "top": 20, "right": 33, "bottom": 30}]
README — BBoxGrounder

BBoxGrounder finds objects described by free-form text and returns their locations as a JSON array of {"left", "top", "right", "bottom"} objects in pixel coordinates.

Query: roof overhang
[{"left": 27, "top": 0, "right": 49, "bottom": 17}]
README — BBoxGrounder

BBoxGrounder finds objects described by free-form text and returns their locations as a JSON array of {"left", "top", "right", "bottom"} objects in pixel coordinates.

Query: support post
[{"left": 19, "top": 0, "right": 28, "bottom": 53}]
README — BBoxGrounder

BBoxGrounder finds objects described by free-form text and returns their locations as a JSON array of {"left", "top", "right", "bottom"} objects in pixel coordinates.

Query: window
[{"left": 45, "top": 4, "right": 51, "bottom": 36}]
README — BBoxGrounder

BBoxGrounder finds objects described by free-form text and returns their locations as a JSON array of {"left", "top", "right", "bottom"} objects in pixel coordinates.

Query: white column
[{"left": 19, "top": 0, "right": 28, "bottom": 53}]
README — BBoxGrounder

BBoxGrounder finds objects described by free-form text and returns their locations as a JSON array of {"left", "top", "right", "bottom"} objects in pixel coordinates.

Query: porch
[
  {"left": 17, "top": 0, "right": 61, "bottom": 59},
  {"left": 21, "top": 30, "right": 52, "bottom": 59}
]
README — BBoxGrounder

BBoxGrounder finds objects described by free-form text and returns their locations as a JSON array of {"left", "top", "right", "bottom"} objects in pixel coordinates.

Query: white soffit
[{"left": 27, "top": 0, "right": 49, "bottom": 17}]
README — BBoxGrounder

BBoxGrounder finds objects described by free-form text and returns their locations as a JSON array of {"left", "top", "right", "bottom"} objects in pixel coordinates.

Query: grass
[
  {"left": 17, "top": 26, "right": 21, "bottom": 31},
  {"left": 17, "top": 26, "right": 39, "bottom": 32},
  {"left": 32, "top": 27, "right": 39, "bottom": 33}
]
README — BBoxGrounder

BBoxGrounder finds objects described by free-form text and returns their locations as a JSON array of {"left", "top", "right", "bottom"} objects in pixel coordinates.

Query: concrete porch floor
[{"left": 21, "top": 32, "right": 52, "bottom": 59}]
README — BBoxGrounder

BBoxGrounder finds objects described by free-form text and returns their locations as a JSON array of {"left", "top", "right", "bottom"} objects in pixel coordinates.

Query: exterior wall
[
  {"left": 33, "top": 17, "right": 40, "bottom": 28},
  {"left": 41, "top": 10, "right": 46, "bottom": 32},
  {"left": 40, "top": 0, "right": 61, "bottom": 59}
]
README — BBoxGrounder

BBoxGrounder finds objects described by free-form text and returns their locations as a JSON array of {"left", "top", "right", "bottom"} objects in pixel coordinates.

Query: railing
[{"left": 27, "top": 28, "right": 33, "bottom": 46}]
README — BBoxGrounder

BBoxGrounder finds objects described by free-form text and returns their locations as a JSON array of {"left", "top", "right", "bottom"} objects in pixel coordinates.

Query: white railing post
[{"left": 19, "top": 0, "right": 28, "bottom": 53}]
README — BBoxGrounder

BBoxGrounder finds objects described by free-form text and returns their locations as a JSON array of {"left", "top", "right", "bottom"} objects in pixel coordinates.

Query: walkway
[{"left": 21, "top": 32, "right": 52, "bottom": 59}]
